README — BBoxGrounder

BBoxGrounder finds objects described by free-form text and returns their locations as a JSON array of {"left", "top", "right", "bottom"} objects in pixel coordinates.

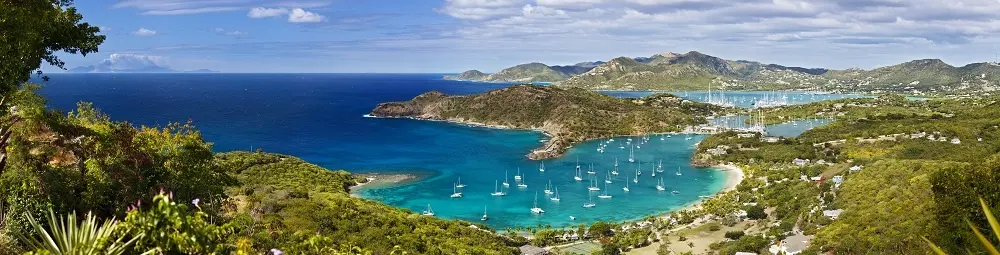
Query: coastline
[{"left": 349, "top": 172, "right": 425, "bottom": 197}]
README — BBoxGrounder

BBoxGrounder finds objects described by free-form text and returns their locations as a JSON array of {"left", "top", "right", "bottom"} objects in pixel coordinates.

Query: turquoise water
[
  {"left": 357, "top": 132, "right": 725, "bottom": 228},
  {"left": 711, "top": 116, "right": 834, "bottom": 137}
]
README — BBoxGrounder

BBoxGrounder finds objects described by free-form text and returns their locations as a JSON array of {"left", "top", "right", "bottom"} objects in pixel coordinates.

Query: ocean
[{"left": 35, "top": 73, "right": 832, "bottom": 228}]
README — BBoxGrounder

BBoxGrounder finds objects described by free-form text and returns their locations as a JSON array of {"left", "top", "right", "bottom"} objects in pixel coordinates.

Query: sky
[{"left": 49, "top": 0, "right": 1000, "bottom": 73}]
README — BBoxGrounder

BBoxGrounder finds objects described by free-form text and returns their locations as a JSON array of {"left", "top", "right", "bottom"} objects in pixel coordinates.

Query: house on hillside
[
  {"left": 951, "top": 138, "right": 962, "bottom": 144},
  {"left": 763, "top": 136, "right": 781, "bottom": 143},
  {"left": 849, "top": 165, "right": 863, "bottom": 173},
  {"left": 823, "top": 209, "right": 844, "bottom": 220},
  {"left": 793, "top": 158, "right": 810, "bottom": 166}
]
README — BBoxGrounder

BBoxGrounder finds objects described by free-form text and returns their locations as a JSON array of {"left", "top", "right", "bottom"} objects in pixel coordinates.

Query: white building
[{"left": 823, "top": 209, "right": 844, "bottom": 220}]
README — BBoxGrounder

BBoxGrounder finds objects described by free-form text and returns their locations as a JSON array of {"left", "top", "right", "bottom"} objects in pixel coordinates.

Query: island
[{"left": 369, "top": 84, "right": 730, "bottom": 159}]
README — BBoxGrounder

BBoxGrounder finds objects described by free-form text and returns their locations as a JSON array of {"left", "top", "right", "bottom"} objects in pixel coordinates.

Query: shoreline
[
  {"left": 364, "top": 114, "right": 714, "bottom": 160},
  {"left": 349, "top": 172, "right": 426, "bottom": 197}
]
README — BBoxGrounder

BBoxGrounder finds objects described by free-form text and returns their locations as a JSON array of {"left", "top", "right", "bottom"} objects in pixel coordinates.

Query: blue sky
[{"left": 52, "top": 0, "right": 1000, "bottom": 73}]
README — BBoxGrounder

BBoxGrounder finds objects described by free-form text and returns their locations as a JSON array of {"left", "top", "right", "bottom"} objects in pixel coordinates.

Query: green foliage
[
  {"left": 813, "top": 160, "right": 955, "bottom": 254},
  {"left": 19, "top": 209, "right": 138, "bottom": 255},
  {"left": 744, "top": 205, "right": 766, "bottom": 220},
  {"left": 724, "top": 231, "right": 744, "bottom": 240},
  {"left": 930, "top": 155, "right": 1000, "bottom": 252},
  {"left": 120, "top": 192, "right": 229, "bottom": 254},
  {"left": 217, "top": 151, "right": 516, "bottom": 254},
  {"left": 587, "top": 222, "right": 614, "bottom": 239},
  {"left": 712, "top": 235, "right": 769, "bottom": 255},
  {"left": 0, "top": 0, "right": 106, "bottom": 94}
]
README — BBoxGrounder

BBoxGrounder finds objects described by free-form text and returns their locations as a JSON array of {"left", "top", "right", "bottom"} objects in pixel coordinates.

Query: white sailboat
[
  {"left": 481, "top": 205, "right": 488, "bottom": 221},
  {"left": 628, "top": 145, "right": 635, "bottom": 163},
  {"left": 652, "top": 168, "right": 656, "bottom": 177},
  {"left": 656, "top": 160, "right": 664, "bottom": 173},
  {"left": 422, "top": 204, "right": 435, "bottom": 216},
  {"left": 676, "top": 166, "right": 682, "bottom": 176},
  {"left": 503, "top": 170, "right": 510, "bottom": 187},
  {"left": 530, "top": 192, "right": 545, "bottom": 214},
  {"left": 623, "top": 180, "right": 630, "bottom": 192},
  {"left": 633, "top": 167, "right": 639, "bottom": 184},
  {"left": 637, "top": 161, "right": 642, "bottom": 176},
  {"left": 582, "top": 193, "right": 596, "bottom": 208},
  {"left": 539, "top": 162, "right": 545, "bottom": 172},
  {"left": 587, "top": 164, "right": 596, "bottom": 175},
  {"left": 575, "top": 158, "right": 581, "bottom": 172},
  {"left": 544, "top": 180, "right": 553, "bottom": 195},
  {"left": 517, "top": 175, "right": 528, "bottom": 188},
  {"left": 588, "top": 175, "right": 601, "bottom": 191},
  {"left": 514, "top": 168, "right": 522, "bottom": 180},
  {"left": 450, "top": 184, "right": 463, "bottom": 198},
  {"left": 550, "top": 187, "right": 561, "bottom": 202},
  {"left": 491, "top": 180, "right": 506, "bottom": 196},
  {"left": 574, "top": 167, "right": 583, "bottom": 181},
  {"left": 656, "top": 178, "right": 666, "bottom": 191},
  {"left": 605, "top": 171, "right": 612, "bottom": 184},
  {"left": 456, "top": 177, "right": 466, "bottom": 188},
  {"left": 598, "top": 182, "right": 612, "bottom": 199}
]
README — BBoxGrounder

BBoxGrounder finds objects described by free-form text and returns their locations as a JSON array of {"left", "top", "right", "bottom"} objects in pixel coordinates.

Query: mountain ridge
[{"left": 449, "top": 52, "right": 1000, "bottom": 95}]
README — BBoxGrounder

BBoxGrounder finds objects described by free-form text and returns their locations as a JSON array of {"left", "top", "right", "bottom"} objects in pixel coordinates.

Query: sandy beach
[{"left": 715, "top": 164, "right": 745, "bottom": 193}]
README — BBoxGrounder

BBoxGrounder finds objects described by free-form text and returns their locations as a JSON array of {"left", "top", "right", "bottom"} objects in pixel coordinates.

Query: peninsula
[{"left": 369, "top": 84, "right": 729, "bottom": 159}]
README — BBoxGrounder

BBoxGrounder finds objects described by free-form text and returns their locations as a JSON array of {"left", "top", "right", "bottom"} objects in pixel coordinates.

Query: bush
[
  {"left": 746, "top": 205, "right": 767, "bottom": 220},
  {"left": 724, "top": 231, "right": 745, "bottom": 240},
  {"left": 708, "top": 224, "right": 721, "bottom": 232}
]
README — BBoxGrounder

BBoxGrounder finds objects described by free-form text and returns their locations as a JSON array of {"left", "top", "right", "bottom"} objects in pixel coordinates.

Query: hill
[{"left": 369, "top": 84, "right": 729, "bottom": 159}]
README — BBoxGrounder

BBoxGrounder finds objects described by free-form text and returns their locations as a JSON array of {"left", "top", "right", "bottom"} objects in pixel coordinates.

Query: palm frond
[
  {"left": 19, "top": 209, "right": 141, "bottom": 255},
  {"left": 980, "top": 198, "right": 1000, "bottom": 244}
]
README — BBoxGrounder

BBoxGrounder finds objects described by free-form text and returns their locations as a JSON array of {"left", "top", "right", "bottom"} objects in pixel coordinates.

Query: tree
[
  {"left": 745, "top": 205, "right": 767, "bottom": 220},
  {"left": 1, "top": 0, "right": 105, "bottom": 94}
]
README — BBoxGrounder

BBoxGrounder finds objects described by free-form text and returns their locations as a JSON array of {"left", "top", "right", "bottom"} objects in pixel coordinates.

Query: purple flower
[
  {"left": 269, "top": 249, "right": 284, "bottom": 255},
  {"left": 192, "top": 198, "right": 200, "bottom": 206}
]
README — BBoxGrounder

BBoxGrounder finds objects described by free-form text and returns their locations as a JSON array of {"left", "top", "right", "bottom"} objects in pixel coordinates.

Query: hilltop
[
  {"left": 450, "top": 51, "right": 1000, "bottom": 95},
  {"left": 369, "top": 84, "right": 729, "bottom": 159}
]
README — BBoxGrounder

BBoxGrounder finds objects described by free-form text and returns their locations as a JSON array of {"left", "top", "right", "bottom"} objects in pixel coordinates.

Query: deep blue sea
[{"left": 35, "top": 73, "right": 832, "bottom": 229}]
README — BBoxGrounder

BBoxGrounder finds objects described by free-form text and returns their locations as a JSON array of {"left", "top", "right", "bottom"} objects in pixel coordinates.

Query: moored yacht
[
  {"left": 422, "top": 204, "right": 435, "bottom": 216},
  {"left": 530, "top": 192, "right": 545, "bottom": 214}
]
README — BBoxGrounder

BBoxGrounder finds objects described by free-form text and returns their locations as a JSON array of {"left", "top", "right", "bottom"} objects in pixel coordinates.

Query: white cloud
[
  {"left": 288, "top": 8, "right": 325, "bottom": 23},
  {"left": 132, "top": 28, "right": 157, "bottom": 36},
  {"left": 113, "top": 1, "right": 332, "bottom": 16},
  {"left": 248, "top": 7, "right": 289, "bottom": 18}
]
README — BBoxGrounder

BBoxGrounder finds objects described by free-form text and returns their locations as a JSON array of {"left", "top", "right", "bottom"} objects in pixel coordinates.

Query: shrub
[{"left": 724, "top": 231, "right": 745, "bottom": 240}]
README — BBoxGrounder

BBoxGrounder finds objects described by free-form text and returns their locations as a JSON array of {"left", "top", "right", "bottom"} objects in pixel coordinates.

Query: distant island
[
  {"left": 369, "top": 84, "right": 729, "bottom": 159},
  {"left": 66, "top": 53, "right": 218, "bottom": 73},
  {"left": 449, "top": 51, "right": 1000, "bottom": 96}
]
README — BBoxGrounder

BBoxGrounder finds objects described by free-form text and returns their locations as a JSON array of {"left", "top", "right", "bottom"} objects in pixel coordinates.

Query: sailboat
[
  {"left": 637, "top": 161, "right": 642, "bottom": 176},
  {"left": 550, "top": 187, "right": 561, "bottom": 202},
  {"left": 514, "top": 168, "right": 522, "bottom": 180},
  {"left": 450, "top": 184, "right": 463, "bottom": 198},
  {"left": 633, "top": 167, "right": 639, "bottom": 184},
  {"left": 598, "top": 182, "right": 612, "bottom": 199},
  {"left": 612, "top": 158, "right": 619, "bottom": 175},
  {"left": 530, "top": 192, "right": 545, "bottom": 214},
  {"left": 539, "top": 162, "right": 545, "bottom": 172},
  {"left": 544, "top": 180, "right": 553, "bottom": 195},
  {"left": 652, "top": 168, "right": 656, "bottom": 177},
  {"left": 582, "top": 193, "right": 596, "bottom": 208},
  {"left": 660, "top": 134, "right": 665, "bottom": 141},
  {"left": 605, "top": 171, "right": 612, "bottom": 184},
  {"left": 623, "top": 180, "right": 630, "bottom": 192},
  {"left": 575, "top": 158, "right": 581, "bottom": 172},
  {"left": 422, "top": 204, "right": 435, "bottom": 216},
  {"left": 685, "top": 134, "right": 693, "bottom": 140},
  {"left": 574, "top": 167, "right": 583, "bottom": 181},
  {"left": 588, "top": 175, "right": 601, "bottom": 191},
  {"left": 628, "top": 145, "right": 635, "bottom": 162},
  {"left": 491, "top": 180, "right": 506, "bottom": 196},
  {"left": 656, "top": 178, "right": 665, "bottom": 191},
  {"left": 456, "top": 177, "right": 466, "bottom": 188},
  {"left": 676, "top": 166, "right": 682, "bottom": 176},
  {"left": 517, "top": 175, "right": 528, "bottom": 188},
  {"left": 481, "top": 205, "right": 488, "bottom": 221},
  {"left": 503, "top": 170, "right": 510, "bottom": 187},
  {"left": 587, "top": 164, "right": 596, "bottom": 175},
  {"left": 656, "top": 160, "right": 664, "bottom": 173}
]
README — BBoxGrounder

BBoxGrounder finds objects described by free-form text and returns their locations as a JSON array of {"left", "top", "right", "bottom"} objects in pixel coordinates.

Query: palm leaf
[
  {"left": 981, "top": 198, "right": 1000, "bottom": 244},
  {"left": 966, "top": 218, "right": 1000, "bottom": 255},
  {"left": 922, "top": 237, "right": 948, "bottom": 255},
  {"left": 19, "top": 209, "right": 141, "bottom": 255}
]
